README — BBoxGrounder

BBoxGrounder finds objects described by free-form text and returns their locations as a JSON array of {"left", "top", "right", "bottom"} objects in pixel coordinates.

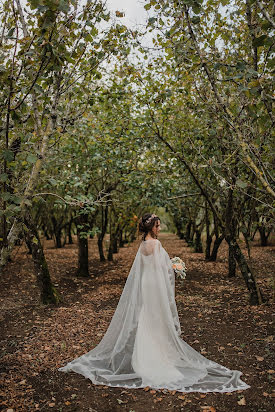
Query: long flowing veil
[{"left": 59, "top": 239, "right": 250, "bottom": 393}]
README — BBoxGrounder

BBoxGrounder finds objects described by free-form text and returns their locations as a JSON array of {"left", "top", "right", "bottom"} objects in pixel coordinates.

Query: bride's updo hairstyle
[{"left": 139, "top": 213, "right": 160, "bottom": 241}]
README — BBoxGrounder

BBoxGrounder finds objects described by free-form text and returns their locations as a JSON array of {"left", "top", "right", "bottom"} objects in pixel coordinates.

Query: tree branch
[{"left": 256, "top": 0, "right": 275, "bottom": 29}]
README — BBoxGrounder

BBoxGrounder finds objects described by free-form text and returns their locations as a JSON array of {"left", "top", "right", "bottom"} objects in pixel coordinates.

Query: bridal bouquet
[{"left": 171, "top": 257, "right": 187, "bottom": 280}]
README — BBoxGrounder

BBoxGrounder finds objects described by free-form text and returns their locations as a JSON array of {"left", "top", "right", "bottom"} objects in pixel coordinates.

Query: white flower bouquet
[{"left": 171, "top": 257, "right": 187, "bottom": 280}]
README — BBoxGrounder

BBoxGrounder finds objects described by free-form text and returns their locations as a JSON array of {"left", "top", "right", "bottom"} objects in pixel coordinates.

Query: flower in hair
[{"left": 145, "top": 214, "right": 157, "bottom": 225}]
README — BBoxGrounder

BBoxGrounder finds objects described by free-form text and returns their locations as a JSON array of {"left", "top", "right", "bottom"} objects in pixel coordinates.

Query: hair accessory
[{"left": 145, "top": 214, "right": 157, "bottom": 225}]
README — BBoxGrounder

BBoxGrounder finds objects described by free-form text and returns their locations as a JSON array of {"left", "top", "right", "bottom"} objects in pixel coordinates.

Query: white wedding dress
[{"left": 59, "top": 239, "right": 250, "bottom": 393}]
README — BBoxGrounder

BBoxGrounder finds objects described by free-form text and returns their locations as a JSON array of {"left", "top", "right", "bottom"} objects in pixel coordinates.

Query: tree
[{"left": 0, "top": 0, "right": 129, "bottom": 302}]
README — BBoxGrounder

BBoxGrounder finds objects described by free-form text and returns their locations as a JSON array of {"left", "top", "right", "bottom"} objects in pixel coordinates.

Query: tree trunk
[
  {"left": 205, "top": 202, "right": 212, "bottom": 260},
  {"left": 24, "top": 214, "right": 60, "bottom": 304},
  {"left": 108, "top": 213, "right": 113, "bottom": 262},
  {"left": 76, "top": 214, "right": 89, "bottom": 277},
  {"left": 55, "top": 228, "right": 62, "bottom": 248},
  {"left": 98, "top": 236, "right": 105, "bottom": 261},
  {"left": 25, "top": 236, "right": 33, "bottom": 255},
  {"left": 175, "top": 220, "right": 184, "bottom": 239},
  {"left": 111, "top": 224, "right": 120, "bottom": 254},
  {"left": 228, "top": 240, "right": 236, "bottom": 277},
  {"left": 119, "top": 229, "right": 124, "bottom": 247},
  {"left": 42, "top": 225, "right": 50, "bottom": 240},
  {"left": 258, "top": 227, "right": 269, "bottom": 246},
  {"left": 208, "top": 234, "right": 224, "bottom": 261},
  {"left": 97, "top": 206, "right": 108, "bottom": 262},
  {"left": 67, "top": 220, "right": 73, "bottom": 244},
  {"left": 185, "top": 221, "right": 192, "bottom": 243},
  {"left": 0, "top": 220, "right": 22, "bottom": 272},
  {"left": 52, "top": 216, "right": 63, "bottom": 248},
  {"left": 205, "top": 233, "right": 212, "bottom": 260},
  {"left": 114, "top": 237, "right": 119, "bottom": 253},
  {"left": 194, "top": 229, "right": 203, "bottom": 253},
  {"left": 77, "top": 234, "right": 89, "bottom": 277},
  {"left": 228, "top": 238, "right": 262, "bottom": 305},
  {"left": 107, "top": 243, "right": 113, "bottom": 261}
]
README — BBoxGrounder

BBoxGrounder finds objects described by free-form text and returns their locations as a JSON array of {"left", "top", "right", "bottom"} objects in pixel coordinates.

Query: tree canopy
[{"left": 0, "top": 0, "right": 274, "bottom": 305}]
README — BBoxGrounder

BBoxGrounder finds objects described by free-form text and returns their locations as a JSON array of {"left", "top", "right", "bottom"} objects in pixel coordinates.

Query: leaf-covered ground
[{"left": 0, "top": 233, "right": 274, "bottom": 412}]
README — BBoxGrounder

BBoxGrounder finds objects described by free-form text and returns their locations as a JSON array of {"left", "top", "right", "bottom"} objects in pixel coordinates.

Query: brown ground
[{"left": 0, "top": 233, "right": 274, "bottom": 412}]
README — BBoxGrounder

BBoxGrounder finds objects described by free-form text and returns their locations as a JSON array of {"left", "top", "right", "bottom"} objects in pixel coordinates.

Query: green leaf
[
  {"left": 2, "top": 150, "right": 14, "bottom": 162},
  {"left": 0, "top": 173, "right": 8, "bottom": 183},
  {"left": 6, "top": 204, "right": 21, "bottom": 214},
  {"left": 236, "top": 61, "right": 246, "bottom": 71},
  {"left": 32, "top": 236, "right": 39, "bottom": 244},
  {"left": 252, "top": 35, "right": 267, "bottom": 48},
  {"left": 144, "top": 4, "right": 152, "bottom": 11},
  {"left": 49, "top": 177, "right": 57, "bottom": 186},
  {"left": 22, "top": 198, "right": 32, "bottom": 207},
  {"left": 148, "top": 17, "right": 157, "bottom": 25},
  {"left": 34, "top": 84, "right": 44, "bottom": 94},
  {"left": 1, "top": 192, "right": 11, "bottom": 201},
  {"left": 58, "top": 0, "right": 70, "bottom": 13},
  {"left": 12, "top": 195, "right": 21, "bottom": 204},
  {"left": 247, "top": 68, "right": 258, "bottom": 76},
  {"left": 7, "top": 28, "right": 15, "bottom": 38},
  {"left": 11, "top": 111, "right": 21, "bottom": 121},
  {"left": 26, "top": 153, "right": 37, "bottom": 163},
  {"left": 236, "top": 179, "right": 248, "bottom": 189},
  {"left": 191, "top": 16, "right": 200, "bottom": 24}
]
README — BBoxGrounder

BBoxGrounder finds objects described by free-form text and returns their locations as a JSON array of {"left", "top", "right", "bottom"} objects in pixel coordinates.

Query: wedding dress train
[{"left": 59, "top": 239, "right": 250, "bottom": 393}]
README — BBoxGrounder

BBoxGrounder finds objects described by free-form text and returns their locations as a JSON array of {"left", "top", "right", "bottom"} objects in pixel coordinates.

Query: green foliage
[{"left": 0, "top": 0, "right": 273, "bottom": 258}]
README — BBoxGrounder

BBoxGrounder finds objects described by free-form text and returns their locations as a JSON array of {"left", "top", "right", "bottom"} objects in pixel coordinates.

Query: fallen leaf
[
  {"left": 48, "top": 403, "right": 55, "bottom": 408},
  {"left": 178, "top": 395, "right": 185, "bottom": 400},
  {"left": 200, "top": 407, "right": 216, "bottom": 412},
  {"left": 117, "top": 399, "right": 126, "bottom": 404},
  {"left": 267, "top": 370, "right": 275, "bottom": 374},
  {"left": 256, "top": 356, "right": 264, "bottom": 362},
  {"left": 153, "top": 397, "right": 163, "bottom": 403},
  {"left": 237, "top": 397, "right": 246, "bottom": 405},
  {"left": 150, "top": 390, "right": 156, "bottom": 394}
]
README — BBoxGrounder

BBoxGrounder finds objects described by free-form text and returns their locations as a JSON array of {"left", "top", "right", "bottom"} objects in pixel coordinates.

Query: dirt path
[{"left": 0, "top": 233, "right": 274, "bottom": 412}]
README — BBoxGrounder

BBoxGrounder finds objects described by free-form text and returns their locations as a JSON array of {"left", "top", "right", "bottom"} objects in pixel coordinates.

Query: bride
[{"left": 59, "top": 213, "right": 250, "bottom": 393}]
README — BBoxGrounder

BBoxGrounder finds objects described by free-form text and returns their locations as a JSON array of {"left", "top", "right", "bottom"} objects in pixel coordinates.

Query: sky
[
  {"left": 105, "top": 0, "right": 156, "bottom": 56},
  {"left": 106, "top": 0, "right": 148, "bottom": 28}
]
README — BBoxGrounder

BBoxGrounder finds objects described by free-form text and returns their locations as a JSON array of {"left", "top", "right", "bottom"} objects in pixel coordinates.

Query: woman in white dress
[{"left": 59, "top": 213, "right": 250, "bottom": 393}]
